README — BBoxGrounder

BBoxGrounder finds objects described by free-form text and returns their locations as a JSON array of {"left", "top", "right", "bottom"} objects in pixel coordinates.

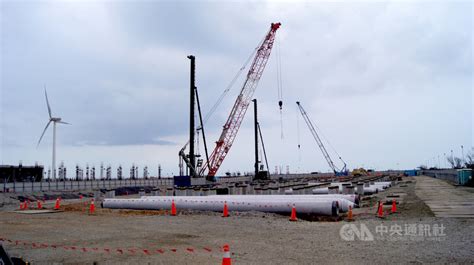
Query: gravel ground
[{"left": 0, "top": 177, "right": 473, "bottom": 264}]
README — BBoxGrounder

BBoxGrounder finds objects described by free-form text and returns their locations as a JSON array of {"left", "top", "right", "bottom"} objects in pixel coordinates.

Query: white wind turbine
[{"left": 37, "top": 88, "right": 71, "bottom": 180}]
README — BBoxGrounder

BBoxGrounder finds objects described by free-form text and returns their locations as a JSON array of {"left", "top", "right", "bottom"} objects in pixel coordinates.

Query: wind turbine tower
[{"left": 37, "top": 88, "right": 70, "bottom": 180}]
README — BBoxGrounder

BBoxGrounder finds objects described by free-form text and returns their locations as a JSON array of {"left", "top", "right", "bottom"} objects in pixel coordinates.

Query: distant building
[{"left": 0, "top": 164, "right": 44, "bottom": 182}]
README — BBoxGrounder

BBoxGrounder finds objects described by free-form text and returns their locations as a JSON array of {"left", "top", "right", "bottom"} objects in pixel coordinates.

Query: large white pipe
[
  {"left": 202, "top": 195, "right": 356, "bottom": 212},
  {"left": 372, "top": 182, "right": 391, "bottom": 189},
  {"left": 141, "top": 194, "right": 358, "bottom": 204},
  {"left": 364, "top": 186, "right": 380, "bottom": 194},
  {"left": 178, "top": 194, "right": 360, "bottom": 206},
  {"left": 312, "top": 187, "right": 329, "bottom": 194},
  {"left": 103, "top": 196, "right": 340, "bottom": 216},
  {"left": 139, "top": 195, "right": 355, "bottom": 213}
]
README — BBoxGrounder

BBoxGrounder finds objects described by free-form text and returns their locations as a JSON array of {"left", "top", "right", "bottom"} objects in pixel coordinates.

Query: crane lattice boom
[
  {"left": 296, "top": 101, "right": 340, "bottom": 174},
  {"left": 201, "top": 22, "right": 281, "bottom": 178}
]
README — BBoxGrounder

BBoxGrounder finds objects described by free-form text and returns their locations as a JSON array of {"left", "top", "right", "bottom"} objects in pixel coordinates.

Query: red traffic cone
[
  {"left": 289, "top": 204, "right": 298, "bottom": 222},
  {"left": 222, "top": 244, "right": 232, "bottom": 265},
  {"left": 89, "top": 199, "right": 95, "bottom": 215},
  {"left": 54, "top": 198, "right": 60, "bottom": 210},
  {"left": 19, "top": 201, "right": 24, "bottom": 210},
  {"left": 37, "top": 200, "right": 43, "bottom": 210},
  {"left": 222, "top": 202, "right": 229, "bottom": 218},
  {"left": 347, "top": 205, "right": 353, "bottom": 221},
  {"left": 377, "top": 201, "right": 384, "bottom": 218},
  {"left": 391, "top": 199, "right": 397, "bottom": 214},
  {"left": 171, "top": 200, "right": 177, "bottom": 216}
]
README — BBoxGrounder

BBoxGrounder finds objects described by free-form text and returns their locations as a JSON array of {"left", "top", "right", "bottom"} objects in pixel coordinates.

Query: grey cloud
[{"left": 1, "top": 1, "right": 471, "bottom": 173}]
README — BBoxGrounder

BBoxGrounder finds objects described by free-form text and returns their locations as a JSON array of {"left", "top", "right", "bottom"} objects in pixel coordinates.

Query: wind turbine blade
[
  {"left": 44, "top": 86, "right": 52, "bottom": 119},
  {"left": 37, "top": 120, "right": 52, "bottom": 147},
  {"left": 58, "top": 121, "right": 71, "bottom": 125}
]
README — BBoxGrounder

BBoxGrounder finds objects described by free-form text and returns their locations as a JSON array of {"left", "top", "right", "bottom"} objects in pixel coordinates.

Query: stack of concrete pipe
[
  {"left": 101, "top": 195, "right": 357, "bottom": 217},
  {"left": 363, "top": 181, "right": 392, "bottom": 194},
  {"left": 311, "top": 181, "right": 393, "bottom": 195}
]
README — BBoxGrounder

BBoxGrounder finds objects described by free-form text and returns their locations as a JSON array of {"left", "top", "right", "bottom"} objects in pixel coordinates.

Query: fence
[
  {"left": 421, "top": 169, "right": 458, "bottom": 183},
  {"left": 2, "top": 178, "right": 173, "bottom": 193}
]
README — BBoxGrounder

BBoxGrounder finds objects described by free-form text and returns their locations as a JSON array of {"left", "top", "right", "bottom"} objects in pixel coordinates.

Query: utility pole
[
  {"left": 252, "top": 99, "right": 259, "bottom": 180},
  {"left": 188, "top": 55, "right": 196, "bottom": 177},
  {"left": 451, "top": 150, "right": 454, "bottom": 168}
]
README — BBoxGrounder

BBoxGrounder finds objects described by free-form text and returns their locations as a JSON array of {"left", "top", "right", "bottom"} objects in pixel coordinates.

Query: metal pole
[
  {"left": 461, "top": 145, "right": 464, "bottom": 167},
  {"left": 258, "top": 123, "right": 270, "bottom": 178},
  {"left": 253, "top": 99, "right": 259, "bottom": 180},
  {"left": 195, "top": 87, "right": 210, "bottom": 174},
  {"left": 52, "top": 121, "right": 56, "bottom": 180},
  {"left": 451, "top": 150, "right": 454, "bottom": 168},
  {"left": 188, "top": 55, "right": 196, "bottom": 178}
]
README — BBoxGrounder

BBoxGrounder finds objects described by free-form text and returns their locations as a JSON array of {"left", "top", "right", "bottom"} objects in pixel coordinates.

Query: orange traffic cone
[
  {"left": 347, "top": 205, "right": 353, "bottom": 221},
  {"left": 37, "top": 200, "right": 43, "bottom": 210},
  {"left": 89, "top": 199, "right": 95, "bottom": 215},
  {"left": 171, "top": 200, "right": 177, "bottom": 216},
  {"left": 222, "top": 244, "right": 232, "bottom": 265},
  {"left": 222, "top": 202, "right": 229, "bottom": 218},
  {"left": 289, "top": 204, "right": 297, "bottom": 222},
  {"left": 54, "top": 198, "right": 60, "bottom": 210},
  {"left": 391, "top": 199, "right": 397, "bottom": 214},
  {"left": 377, "top": 201, "right": 384, "bottom": 218}
]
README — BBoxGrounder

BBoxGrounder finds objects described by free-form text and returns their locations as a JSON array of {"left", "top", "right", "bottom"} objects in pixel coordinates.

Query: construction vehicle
[
  {"left": 199, "top": 22, "right": 282, "bottom": 180},
  {"left": 296, "top": 101, "right": 348, "bottom": 176},
  {"left": 352, "top": 168, "right": 368, "bottom": 177}
]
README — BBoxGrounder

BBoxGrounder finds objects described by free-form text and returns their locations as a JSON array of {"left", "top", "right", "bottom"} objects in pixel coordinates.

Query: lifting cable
[
  {"left": 312, "top": 120, "right": 346, "bottom": 168},
  {"left": 203, "top": 37, "right": 264, "bottom": 124},
  {"left": 296, "top": 104, "right": 302, "bottom": 162},
  {"left": 180, "top": 36, "right": 263, "bottom": 152},
  {"left": 258, "top": 123, "right": 271, "bottom": 177},
  {"left": 275, "top": 35, "right": 284, "bottom": 139}
]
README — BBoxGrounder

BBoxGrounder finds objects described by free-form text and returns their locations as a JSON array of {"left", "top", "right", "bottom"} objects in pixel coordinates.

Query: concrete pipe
[
  {"left": 341, "top": 184, "right": 351, "bottom": 194},
  {"left": 356, "top": 183, "right": 364, "bottom": 195},
  {"left": 373, "top": 182, "right": 391, "bottom": 189},
  {"left": 328, "top": 186, "right": 339, "bottom": 195},
  {"left": 200, "top": 194, "right": 354, "bottom": 212},
  {"left": 228, "top": 185, "right": 235, "bottom": 195},
  {"left": 209, "top": 195, "right": 358, "bottom": 211},
  {"left": 241, "top": 185, "right": 248, "bottom": 195},
  {"left": 312, "top": 187, "right": 329, "bottom": 194},
  {"left": 363, "top": 186, "right": 379, "bottom": 195},
  {"left": 141, "top": 194, "right": 356, "bottom": 213},
  {"left": 346, "top": 186, "right": 355, "bottom": 195},
  {"left": 103, "top": 196, "right": 340, "bottom": 216}
]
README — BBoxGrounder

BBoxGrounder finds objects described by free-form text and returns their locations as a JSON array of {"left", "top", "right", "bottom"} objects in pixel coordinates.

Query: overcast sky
[{"left": 1, "top": 0, "right": 472, "bottom": 177}]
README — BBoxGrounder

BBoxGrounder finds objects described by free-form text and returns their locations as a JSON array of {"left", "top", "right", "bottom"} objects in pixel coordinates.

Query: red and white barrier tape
[{"left": 0, "top": 237, "right": 222, "bottom": 256}]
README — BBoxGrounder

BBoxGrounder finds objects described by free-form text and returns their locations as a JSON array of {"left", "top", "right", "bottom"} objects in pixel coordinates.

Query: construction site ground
[{"left": 0, "top": 176, "right": 473, "bottom": 264}]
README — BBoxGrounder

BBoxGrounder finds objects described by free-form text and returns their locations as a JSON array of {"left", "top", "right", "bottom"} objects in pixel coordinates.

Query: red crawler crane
[{"left": 200, "top": 22, "right": 281, "bottom": 179}]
